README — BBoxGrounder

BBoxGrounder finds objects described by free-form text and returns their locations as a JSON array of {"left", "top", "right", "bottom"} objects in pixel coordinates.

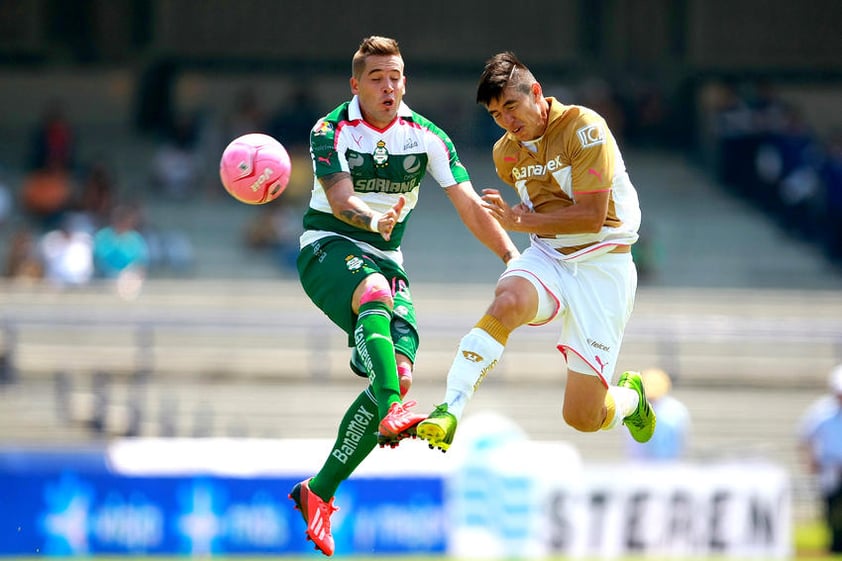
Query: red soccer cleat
[
  {"left": 377, "top": 400, "right": 425, "bottom": 447},
  {"left": 289, "top": 478, "right": 338, "bottom": 556}
]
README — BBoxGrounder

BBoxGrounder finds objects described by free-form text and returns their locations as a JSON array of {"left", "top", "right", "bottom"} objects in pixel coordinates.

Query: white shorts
[{"left": 500, "top": 246, "right": 637, "bottom": 386}]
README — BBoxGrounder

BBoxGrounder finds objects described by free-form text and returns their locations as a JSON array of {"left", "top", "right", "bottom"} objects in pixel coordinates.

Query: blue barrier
[
  {"left": 0, "top": 418, "right": 791, "bottom": 559},
  {"left": 0, "top": 448, "right": 445, "bottom": 556}
]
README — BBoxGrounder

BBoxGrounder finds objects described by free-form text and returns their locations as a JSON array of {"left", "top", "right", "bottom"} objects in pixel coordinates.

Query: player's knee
[
  {"left": 562, "top": 406, "right": 602, "bottom": 433},
  {"left": 489, "top": 282, "right": 537, "bottom": 325},
  {"left": 358, "top": 280, "right": 393, "bottom": 307},
  {"left": 488, "top": 292, "right": 523, "bottom": 324}
]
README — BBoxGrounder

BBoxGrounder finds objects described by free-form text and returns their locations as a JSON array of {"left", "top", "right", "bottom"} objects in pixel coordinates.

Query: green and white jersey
[{"left": 302, "top": 95, "right": 469, "bottom": 254}]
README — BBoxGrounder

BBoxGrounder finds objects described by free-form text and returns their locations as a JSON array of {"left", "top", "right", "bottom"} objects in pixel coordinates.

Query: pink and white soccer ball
[{"left": 219, "top": 133, "right": 291, "bottom": 204}]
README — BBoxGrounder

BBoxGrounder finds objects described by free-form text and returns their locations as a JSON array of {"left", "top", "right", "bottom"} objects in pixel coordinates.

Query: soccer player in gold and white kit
[{"left": 417, "top": 52, "right": 656, "bottom": 451}]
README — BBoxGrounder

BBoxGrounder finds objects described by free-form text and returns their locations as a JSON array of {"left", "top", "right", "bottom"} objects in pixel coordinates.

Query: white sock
[
  {"left": 444, "top": 328, "right": 504, "bottom": 420},
  {"left": 603, "top": 385, "right": 640, "bottom": 430}
]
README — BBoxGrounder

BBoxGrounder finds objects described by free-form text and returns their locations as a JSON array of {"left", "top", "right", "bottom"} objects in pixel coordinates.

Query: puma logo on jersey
[
  {"left": 577, "top": 124, "right": 605, "bottom": 148},
  {"left": 462, "top": 350, "right": 484, "bottom": 363},
  {"left": 317, "top": 152, "right": 333, "bottom": 165}
]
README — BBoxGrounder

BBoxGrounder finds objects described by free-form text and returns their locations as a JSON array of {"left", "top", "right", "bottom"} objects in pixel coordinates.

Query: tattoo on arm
[
  {"left": 340, "top": 208, "right": 374, "bottom": 230},
  {"left": 320, "top": 171, "right": 349, "bottom": 190},
  {"left": 320, "top": 171, "right": 374, "bottom": 230}
]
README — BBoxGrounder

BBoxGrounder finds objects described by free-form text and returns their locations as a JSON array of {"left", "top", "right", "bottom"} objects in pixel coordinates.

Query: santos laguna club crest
[
  {"left": 345, "top": 255, "right": 364, "bottom": 272},
  {"left": 373, "top": 140, "right": 389, "bottom": 167}
]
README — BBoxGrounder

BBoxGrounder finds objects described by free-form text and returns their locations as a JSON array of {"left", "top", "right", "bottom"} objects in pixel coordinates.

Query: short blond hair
[{"left": 352, "top": 36, "right": 402, "bottom": 79}]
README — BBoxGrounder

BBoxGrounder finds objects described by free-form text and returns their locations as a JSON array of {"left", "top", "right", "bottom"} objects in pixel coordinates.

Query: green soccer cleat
[
  {"left": 416, "top": 403, "right": 457, "bottom": 453},
  {"left": 618, "top": 370, "right": 657, "bottom": 443}
]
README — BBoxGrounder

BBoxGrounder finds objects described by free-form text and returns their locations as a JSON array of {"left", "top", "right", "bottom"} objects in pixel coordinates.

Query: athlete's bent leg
[
  {"left": 349, "top": 274, "right": 422, "bottom": 444},
  {"left": 562, "top": 370, "right": 609, "bottom": 432},
  {"left": 418, "top": 277, "right": 539, "bottom": 451}
]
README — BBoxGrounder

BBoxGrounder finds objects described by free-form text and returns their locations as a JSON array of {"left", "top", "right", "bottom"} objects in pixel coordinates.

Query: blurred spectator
[
  {"left": 28, "top": 99, "right": 76, "bottom": 172},
  {"left": 756, "top": 103, "right": 823, "bottom": 237},
  {"left": 142, "top": 226, "right": 195, "bottom": 276},
  {"left": 631, "top": 222, "right": 663, "bottom": 285},
  {"left": 712, "top": 82, "right": 759, "bottom": 195},
  {"left": 3, "top": 225, "right": 43, "bottom": 281},
  {"left": 135, "top": 59, "right": 177, "bottom": 137},
  {"left": 576, "top": 77, "right": 626, "bottom": 142},
  {"left": 78, "top": 158, "right": 117, "bottom": 230},
  {"left": 39, "top": 214, "right": 94, "bottom": 287},
  {"left": 20, "top": 100, "right": 80, "bottom": 231},
  {"left": 620, "top": 75, "right": 672, "bottom": 148},
  {"left": 20, "top": 162, "right": 76, "bottom": 232},
  {"left": 93, "top": 205, "right": 150, "bottom": 279},
  {"left": 268, "top": 87, "right": 321, "bottom": 150},
  {"left": 265, "top": 89, "right": 321, "bottom": 202},
  {"left": 225, "top": 87, "right": 269, "bottom": 140},
  {"left": 626, "top": 368, "right": 691, "bottom": 461},
  {"left": 0, "top": 166, "right": 12, "bottom": 229},
  {"left": 244, "top": 202, "right": 302, "bottom": 272},
  {"left": 150, "top": 112, "right": 204, "bottom": 200},
  {"left": 635, "top": 83, "right": 671, "bottom": 147},
  {"left": 741, "top": 82, "right": 789, "bottom": 205},
  {"left": 133, "top": 203, "right": 195, "bottom": 276},
  {"left": 702, "top": 80, "right": 842, "bottom": 269},
  {"left": 819, "top": 130, "right": 842, "bottom": 266},
  {"left": 797, "top": 364, "right": 842, "bottom": 555},
  {"left": 707, "top": 80, "right": 789, "bottom": 202}
]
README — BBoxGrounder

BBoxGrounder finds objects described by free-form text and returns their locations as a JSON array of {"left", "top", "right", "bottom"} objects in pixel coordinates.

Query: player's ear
[
  {"left": 350, "top": 76, "right": 359, "bottom": 95},
  {"left": 531, "top": 81, "right": 543, "bottom": 100}
]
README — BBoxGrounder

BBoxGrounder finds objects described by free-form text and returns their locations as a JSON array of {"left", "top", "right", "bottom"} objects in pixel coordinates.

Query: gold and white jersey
[{"left": 492, "top": 97, "right": 641, "bottom": 261}]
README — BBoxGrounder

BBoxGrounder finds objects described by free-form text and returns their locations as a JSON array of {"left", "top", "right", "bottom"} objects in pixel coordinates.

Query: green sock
[
  {"left": 309, "top": 388, "right": 379, "bottom": 499},
  {"left": 353, "top": 300, "right": 400, "bottom": 419}
]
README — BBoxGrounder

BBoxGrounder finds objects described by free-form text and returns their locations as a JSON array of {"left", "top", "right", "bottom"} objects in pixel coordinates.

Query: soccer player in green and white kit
[{"left": 289, "top": 36, "right": 519, "bottom": 557}]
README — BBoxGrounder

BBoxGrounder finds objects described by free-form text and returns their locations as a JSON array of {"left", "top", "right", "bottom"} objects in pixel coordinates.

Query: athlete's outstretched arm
[{"left": 445, "top": 181, "right": 520, "bottom": 264}]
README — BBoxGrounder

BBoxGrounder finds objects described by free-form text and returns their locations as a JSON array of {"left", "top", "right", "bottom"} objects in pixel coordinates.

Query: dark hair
[
  {"left": 476, "top": 51, "right": 535, "bottom": 106},
  {"left": 352, "top": 36, "right": 402, "bottom": 79}
]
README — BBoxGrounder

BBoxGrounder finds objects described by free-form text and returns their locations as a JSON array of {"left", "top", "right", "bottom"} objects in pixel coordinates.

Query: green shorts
[{"left": 297, "top": 235, "right": 419, "bottom": 364}]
